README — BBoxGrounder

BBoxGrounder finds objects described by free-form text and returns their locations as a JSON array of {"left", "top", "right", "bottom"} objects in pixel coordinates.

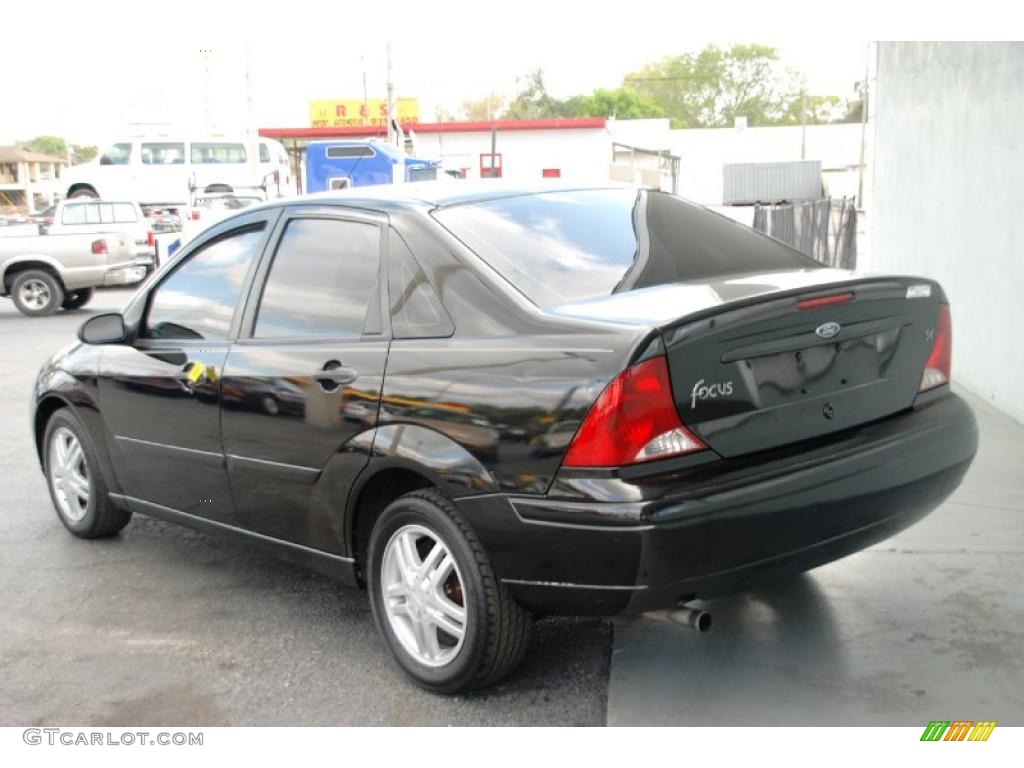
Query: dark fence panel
[{"left": 752, "top": 197, "right": 857, "bottom": 269}]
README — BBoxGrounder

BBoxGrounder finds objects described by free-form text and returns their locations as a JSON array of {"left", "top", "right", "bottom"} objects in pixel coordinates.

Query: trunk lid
[{"left": 661, "top": 274, "right": 943, "bottom": 457}]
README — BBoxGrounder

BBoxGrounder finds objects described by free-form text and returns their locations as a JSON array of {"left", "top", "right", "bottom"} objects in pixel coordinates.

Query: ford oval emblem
[{"left": 816, "top": 321, "right": 841, "bottom": 339}]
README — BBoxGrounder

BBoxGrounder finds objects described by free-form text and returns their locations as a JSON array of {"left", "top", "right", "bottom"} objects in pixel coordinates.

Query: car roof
[{"left": 288, "top": 180, "right": 635, "bottom": 210}]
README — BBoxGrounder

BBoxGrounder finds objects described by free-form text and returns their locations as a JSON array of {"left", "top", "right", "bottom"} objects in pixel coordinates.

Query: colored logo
[{"left": 920, "top": 720, "right": 996, "bottom": 741}]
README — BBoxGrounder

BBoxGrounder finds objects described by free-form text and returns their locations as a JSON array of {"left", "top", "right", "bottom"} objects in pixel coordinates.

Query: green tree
[
  {"left": 460, "top": 92, "right": 506, "bottom": 121},
  {"left": 625, "top": 44, "right": 810, "bottom": 128},
  {"left": 20, "top": 135, "right": 67, "bottom": 159},
  {"left": 573, "top": 87, "right": 664, "bottom": 119},
  {"left": 70, "top": 145, "right": 98, "bottom": 164},
  {"left": 502, "top": 69, "right": 574, "bottom": 119}
]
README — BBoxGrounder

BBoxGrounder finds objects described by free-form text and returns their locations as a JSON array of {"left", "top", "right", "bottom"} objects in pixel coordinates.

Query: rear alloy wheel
[
  {"left": 367, "top": 490, "right": 532, "bottom": 693},
  {"left": 61, "top": 287, "right": 94, "bottom": 310},
  {"left": 12, "top": 270, "right": 63, "bottom": 317},
  {"left": 381, "top": 524, "right": 468, "bottom": 667},
  {"left": 43, "top": 409, "right": 131, "bottom": 538}
]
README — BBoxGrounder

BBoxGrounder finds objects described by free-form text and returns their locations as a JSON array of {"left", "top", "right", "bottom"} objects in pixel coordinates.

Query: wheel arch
[
  {"left": 66, "top": 183, "right": 99, "bottom": 199},
  {"left": 33, "top": 390, "right": 124, "bottom": 496},
  {"left": 346, "top": 463, "right": 438, "bottom": 584},
  {"left": 1, "top": 258, "right": 65, "bottom": 294}
]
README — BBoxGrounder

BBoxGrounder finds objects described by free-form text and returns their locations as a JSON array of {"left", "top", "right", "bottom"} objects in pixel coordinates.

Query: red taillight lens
[
  {"left": 563, "top": 356, "right": 706, "bottom": 468},
  {"left": 90, "top": 239, "right": 107, "bottom": 255},
  {"left": 919, "top": 304, "right": 952, "bottom": 392},
  {"left": 146, "top": 230, "right": 155, "bottom": 246},
  {"left": 797, "top": 292, "right": 854, "bottom": 310},
  {"left": 191, "top": 210, "right": 200, "bottom": 221}
]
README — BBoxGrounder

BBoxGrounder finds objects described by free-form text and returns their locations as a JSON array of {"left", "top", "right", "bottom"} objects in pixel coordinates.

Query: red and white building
[{"left": 260, "top": 117, "right": 614, "bottom": 186}]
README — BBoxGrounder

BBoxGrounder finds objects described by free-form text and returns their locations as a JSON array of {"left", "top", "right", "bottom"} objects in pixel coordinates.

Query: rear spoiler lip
[{"left": 654, "top": 274, "right": 946, "bottom": 336}]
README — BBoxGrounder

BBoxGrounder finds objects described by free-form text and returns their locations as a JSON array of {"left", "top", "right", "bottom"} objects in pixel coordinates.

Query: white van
[{"left": 60, "top": 137, "right": 293, "bottom": 207}]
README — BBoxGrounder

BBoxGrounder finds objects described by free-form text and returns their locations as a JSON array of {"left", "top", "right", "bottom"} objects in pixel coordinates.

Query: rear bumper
[
  {"left": 103, "top": 263, "right": 147, "bottom": 286},
  {"left": 455, "top": 391, "right": 978, "bottom": 615}
]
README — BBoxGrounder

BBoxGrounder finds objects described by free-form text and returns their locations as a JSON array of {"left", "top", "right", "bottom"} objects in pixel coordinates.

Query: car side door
[
  {"left": 220, "top": 205, "right": 390, "bottom": 554},
  {"left": 99, "top": 209, "right": 278, "bottom": 524}
]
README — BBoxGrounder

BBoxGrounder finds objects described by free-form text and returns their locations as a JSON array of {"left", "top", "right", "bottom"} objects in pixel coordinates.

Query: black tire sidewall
[
  {"left": 367, "top": 495, "right": 489, "bottom": 691},
  {"left": 43, "top": 410, "right": 102, "bottom": 535},
  {"left": 13, "top": 270, "right": 63, "bottom": 316},
  {"left": 61, "top": 288, "right": 94, "bottom": 310}
]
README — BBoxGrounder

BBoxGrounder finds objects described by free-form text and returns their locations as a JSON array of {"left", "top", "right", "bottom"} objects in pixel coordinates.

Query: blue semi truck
[{"left": 304, "top": 140, "right": 442, "bottom": 193}]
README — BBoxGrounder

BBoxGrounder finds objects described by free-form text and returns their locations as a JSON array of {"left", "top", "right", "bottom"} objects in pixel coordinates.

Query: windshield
[{"left": 433, "top": 188, "right": 820, "bottom": 308}]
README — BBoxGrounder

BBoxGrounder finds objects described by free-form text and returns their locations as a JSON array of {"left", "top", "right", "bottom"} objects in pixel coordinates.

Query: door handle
[
  {"left": 313, "top": 360, "right": 358, "bottom": 391},
  {"left": 174, "top": 362, "right": 214, "bottom": 393}
]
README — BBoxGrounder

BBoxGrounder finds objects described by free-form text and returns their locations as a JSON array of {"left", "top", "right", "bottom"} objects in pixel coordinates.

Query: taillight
[
  {"left": 191, "top": 210, "right": 200, "bottom": 221},
  {"left": 146, "top": 230, "right": 155, "bottom": 247},
  {"left": 797, "top": 292, "right": 854, "bottom": 310},
  {"left": 91, "top": 239, "right": 107, "bottom": 255},
  {"left": 563, "top": 356, "right": 706, "bottom": 468},
  {"left": 919, "top": 304, "right": 952, "bottom": 392}
]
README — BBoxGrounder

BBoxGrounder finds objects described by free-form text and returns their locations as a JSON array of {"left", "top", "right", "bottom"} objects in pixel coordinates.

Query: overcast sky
[{"left": 1, "top": 0, "right": 1007, "bottom": 147}]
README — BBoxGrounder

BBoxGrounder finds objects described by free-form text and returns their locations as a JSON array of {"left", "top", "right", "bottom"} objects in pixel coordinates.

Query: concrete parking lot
[{"left": 2, "top": 289, "right": 1022, "bottom": 726}]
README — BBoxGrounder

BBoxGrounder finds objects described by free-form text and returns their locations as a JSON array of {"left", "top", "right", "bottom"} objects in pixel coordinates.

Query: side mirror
[{"left": 78, "top": 313, "right": 127, "bottom": 344}]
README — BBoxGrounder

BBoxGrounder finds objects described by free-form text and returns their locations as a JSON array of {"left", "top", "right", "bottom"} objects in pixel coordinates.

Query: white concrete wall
[
  {"left": 869, "top": 42, "right": 1024, "bottom": 423},
  {"left": 667, "top": 123, "right": 868, "bottom": 205}
]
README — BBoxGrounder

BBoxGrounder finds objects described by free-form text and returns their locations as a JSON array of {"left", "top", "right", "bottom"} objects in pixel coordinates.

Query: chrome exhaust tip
[{"left": 668, "top": 606, "right": 712, "bottom": 632}]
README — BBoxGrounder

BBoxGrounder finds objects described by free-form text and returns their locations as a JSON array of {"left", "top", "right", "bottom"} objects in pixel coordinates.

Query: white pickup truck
[{"left": 0, "top": 232, "right": 144, "bottom": 316}]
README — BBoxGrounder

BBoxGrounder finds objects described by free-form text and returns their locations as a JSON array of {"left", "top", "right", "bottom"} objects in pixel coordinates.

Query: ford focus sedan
[{"left": 31, "top": 183, "right": 978, "bottom": 693}]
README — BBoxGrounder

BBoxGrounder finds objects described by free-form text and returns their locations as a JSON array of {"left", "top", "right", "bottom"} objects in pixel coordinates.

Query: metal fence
[{"left": 752, "top": 197, "right": 858, "bottom": 269}]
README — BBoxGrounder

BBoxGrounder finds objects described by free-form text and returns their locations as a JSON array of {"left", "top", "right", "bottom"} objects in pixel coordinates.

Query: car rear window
[
  {"left": 61, "top": 202, "right": 138, "bottom": 225},
  {"left": 433, "top": 189, "right": 820, "bottom": 308}
]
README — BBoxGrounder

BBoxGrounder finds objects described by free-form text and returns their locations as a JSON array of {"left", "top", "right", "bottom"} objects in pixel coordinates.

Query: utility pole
[
  {"left": 800, "top": 89, "right": 807, "bottom": 160},
  {"left": 244, "top": 43, "right": 257, "bottom": 167},
  {"left": 386, "top": 42, "right": 395, "bottom": 145},
  {"left": 362, "top": 55, "right": 369, "bottom": 127},
  {"left": 201, "top": 48, "right": 212, "bottom": 134},
  {"left": 857, "top": 47, "right": 870, "bottom": 209}
]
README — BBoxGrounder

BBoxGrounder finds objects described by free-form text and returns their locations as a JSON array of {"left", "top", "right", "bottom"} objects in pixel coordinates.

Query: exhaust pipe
[{"left": 668, "top": 606, "right": 712, "bottom": 632}]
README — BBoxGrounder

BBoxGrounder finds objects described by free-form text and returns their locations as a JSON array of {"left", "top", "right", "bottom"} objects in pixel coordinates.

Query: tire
[
  {"left": 61, "top": 287, "right": 94, "bottom": 310},
  {"left": 367, "top": 490, "right": 532, "bottom": 693},
  {"left": 43, "top": 408, "right": 131, "bottom": 538},
  {"left": 11, "top": 270, "right": 64, "bottom": 317},
  {"left": 68, "top": 187, "right": 98, "bottom": 199}
]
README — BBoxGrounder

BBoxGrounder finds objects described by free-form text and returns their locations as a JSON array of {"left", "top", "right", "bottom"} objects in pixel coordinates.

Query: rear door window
[{"left": 253, "top": 218, "right": 382, "bottom": 338}]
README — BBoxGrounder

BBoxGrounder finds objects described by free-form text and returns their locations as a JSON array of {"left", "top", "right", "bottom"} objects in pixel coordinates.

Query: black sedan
[{"left": 31, "top": 183, "right": 977, "bottom": 693}]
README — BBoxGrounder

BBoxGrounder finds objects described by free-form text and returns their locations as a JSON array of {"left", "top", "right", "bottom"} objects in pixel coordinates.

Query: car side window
[
  {"left": 143, "top": 226, "right": 265, "bottom": 341},
  {"left": 61, "top": 204, "right": 86, "bottom": 225},
  {"left": 253, "top": 218, "right": 381, "bottom": 339},
  {"left": 388, "top": 230, "right": 454, "bottom": 338},
  {"left": 99, "top": 143, "right": 132, "bottom": 166}
]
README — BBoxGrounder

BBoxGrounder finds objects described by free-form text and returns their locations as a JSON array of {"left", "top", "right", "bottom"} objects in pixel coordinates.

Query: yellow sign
[{"left": 310, "top": 98, "right": 420, "bottom": 128}]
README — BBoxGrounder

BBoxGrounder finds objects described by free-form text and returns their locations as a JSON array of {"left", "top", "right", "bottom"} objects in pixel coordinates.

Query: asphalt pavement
[
  {"left": 0, "top": 288, "right": 610, "bottom": 726},
  {"left": 4, "top": 286, "right": 1022, "bottom": 728}
]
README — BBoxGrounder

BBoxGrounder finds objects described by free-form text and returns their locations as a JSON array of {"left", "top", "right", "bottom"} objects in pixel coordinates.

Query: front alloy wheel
[
  {"left": 43, "top": 408, "right": 131, "bottom": 538},
  {"left": 48, "top": 426, "right": 90, "bottom": 522}
]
